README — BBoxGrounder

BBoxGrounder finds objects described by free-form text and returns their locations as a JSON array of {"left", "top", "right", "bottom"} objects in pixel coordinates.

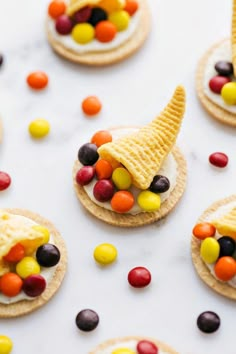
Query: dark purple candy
[
  {"left": 218, "top": 236, "right": 236, "bottom": 257},
  {"left": 23, "top": 275, "right": 46, "bottom": 297},
  {"left": 36, "top": 244, "right": 60, "bottom": 267},
  {"left": 215, "top": 61, "right": 233, "bottom": 76},
  {"left": 197, "top": 311, "right": 220, "bottom": 333},
  {"left": 149, "top": 175, "right": 170, "bottom": 193},
  {"left": 78, "top": 143, "right": 99, "bottom": 166},
  {"left": 74, "top": 6, "right": 92, "bottom": 23},
  {"left": 75, "top": 309, "right": 99, "bottom": 332},
  {"left": 0, "top": 54, "right": 3, "bottom": 67},
  {"left": 55, "top": 15, "right": 73, "bottom": 35},
  {"left": 88, "top": 8, "right": 107, "bottom": 26}
]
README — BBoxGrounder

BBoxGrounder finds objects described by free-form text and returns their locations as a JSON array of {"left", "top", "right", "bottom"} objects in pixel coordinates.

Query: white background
[{"left": 0, "top": 0, "right": 235, "bottom": 353}]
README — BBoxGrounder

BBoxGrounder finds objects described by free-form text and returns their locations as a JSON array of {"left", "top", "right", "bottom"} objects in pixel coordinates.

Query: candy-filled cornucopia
[
  {"left": 89, "top": 336, "right": 179, "bottom": 354},
  {"left": 73, "top": 86, "right": 187, "bottom": 227},
  {"left": 0, "top": 209, "right": 67, "bottom": 317},
  {"left": 46, "top": 0, "right": 150, "bottom": 65},
  {"left": 196, "top": 0, "right": 236, "bottom": 126},
  {"left": 191, "top": 195, "right": 236, "bottom": 300}
]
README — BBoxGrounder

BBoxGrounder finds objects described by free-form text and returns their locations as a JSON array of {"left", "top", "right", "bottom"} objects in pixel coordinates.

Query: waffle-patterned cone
[
  {"left": 212, "top": 207, "right": 236, "bottom": 239},
  {"left": 66, "top": 0, "right": 124, "bottom": 16},
  {"left": 232, "top": 0, "right": 236, "bottom": 74},
  {"left": 98, "top": 86, "right": 186, "bottom": 190}
]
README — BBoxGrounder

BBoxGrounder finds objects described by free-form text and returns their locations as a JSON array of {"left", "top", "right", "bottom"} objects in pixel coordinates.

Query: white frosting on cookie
[{"left": 203, "top": 39, "right": 236, "bottom": 114}]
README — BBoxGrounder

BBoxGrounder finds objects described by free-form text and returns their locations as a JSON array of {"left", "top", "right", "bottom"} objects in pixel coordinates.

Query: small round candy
[
  {"left": 31, "top": 225, "right": 50, "bottom": 244},
  {"left": 76, "top": 166, "right": 95, "bottom": 186},
  {"left": 27, "top": 71, "right": 48, "bottom": 90},
  {"left": 72, "top": 23, "right": 95, "bottom": 44},
  {"left": 93, "top": 179, "right": 115, "bottom": 202},
  {"left": 128, "top": 266, "right": 151, "bottom": 288},
  {"left": 209, "top": 76, "right": 231, "bottom": 94},
  {"left": 137, "top": 191, "right": 161, "bottom": 212},
  {"left": 82, "top": 96, "right": 102, "bottom": 115},
  {"left": 89, "top": 7, "right": 108, "bottom": 26},
  {"left": 36, "top": 244, "right": 60, "bottom": 267},
  {"left": 0, "top": 273, "right": 23, "bottom": 297},
  {"left": 0, "top": 54, "right": 4, "bottom": 67},
  {"left": 16, "top": 257, "right": 40, "bottom": 279},
  {"left": 55, "top": 15, "right": 73, "bottom": 35},
  {"left": 95, "top": 159, "right": 113, "bottom": 179},
  {"left": 149, "top": 175, "right": 170, "bottom": 193},
  {"left": 218, "top": 236, "right": 236, "bottom": 257},
  {"left": 124, "top": 0, "right": 139, "bottom": 16},
  {"left": 112, "top": 167, "right": 132, "bottom": 190},
  {"left": 221, "top": 82, "right": 236, "bottom": 105},
  {"left": 197, "top": 311, "right": 220, "bottom": 333},
  {"left": 48, "top": 1, "right": 66, "bottom": 19},
  {"left": 0, "top": 335, "right": 13, "bottom": 354},
  {"left": 4, "top": 243, "right": 25, "bottom": 263},
  {"left": 112, "top": 349, "right": 135, "bottom": 354},
  {"left": 192, "top": 223, "right": 216, "bottom": 240},
  {"left": 23, "top": 274, "right": 46, "bottom": 297},
  {"left": 91, "top": 130, "right": 112, "bottom": 147},
  {"left": 93, "top": 243, "right": 117, "bottom": 265},
  {"left": 109, "top": 10, "right": 130, "bottom": 31},
  {"left": 111, "top": 190, "right": 134, "bottom": 213},
  {"left": 200, "top": 237, "right": 220, "bottom": 264},
  {"left": 137, "top": 340, "right": 158, "bottom": 354},
  {"left": 99, "top": 0, "right": 123, "bottom": 13},
  {"left": 209, "top": 152, "right": 228, "bottom": 168},
  {"left": 78, "top": 143, "right": 99, "bottom": 166},
  {"left": 28, "top": 119, "right": 50, "bottom": 138},
  {"left": 95, "top": 20, "right": 117, "bottom": 42},
  {"left": 75, "top": 309, "right": 99, "bottom": 331},
  {"left": 74, "top": 6, "right": 92, "bottom": 23},
  {"left": 0, "top": 172, "right": 11, "bottom": 191},
  {"left": 214, "top": 256, "right": 236, "bottom": 281},
  {"left": 215, "top": 61, "right": 233, "bottom": 76}
]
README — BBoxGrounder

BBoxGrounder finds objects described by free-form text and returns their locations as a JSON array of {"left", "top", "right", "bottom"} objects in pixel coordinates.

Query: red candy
[
  {"left": 137, "top": 340, "right": 158, "bottom": 354},
  {"left": 0, "top": 171, "right": 11, "bottom": 191},
  {"left": 23, "top": 274, "right": 46, "bottom": 297},
  {"left": 76, "top": 166, "right": 95, "bottom": 186},
  {"left": 93, "top": 179, "right": 115, "bottom": 202},
  {"left": 55, "top": 15, "right": 73, "bottom": 35},
  {"left": 74, "top": 6, "right": 92, "bottom": 23},
  {"left": 209, "top": 76, "right": 231, "bottom": 94},
  {"left": 209, "top": 152, "right": 228, "bottom": 168},
  {"left": 128, "top": 266, "right": 151, "bottom": 288}
]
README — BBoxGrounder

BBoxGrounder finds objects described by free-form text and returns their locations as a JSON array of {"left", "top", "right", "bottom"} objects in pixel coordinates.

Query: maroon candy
[
  {"left": 76, "top": 166, "right": 95, "bottom": 186},
  {"left": 137, "top": 340, "right": 158, "bottom": 354},
  {"left": 0, "top": 171, "right": 11, "bottom": 191},
  {"left": 128, "top": 266, "right": 151, "bottom": 288},
  {"left": 209, "top": 152, "right": 228, "bottom": 168},
  {"left": 209, "top": 76, "right": 231, "bottom": 94},
  {"left": 55, "top": 15, "right": 73, "bottom": 35},
  {"left": 93, "top": 179, "right": 115, "bottom": 202},
  {"left": 22, "top": 275, "right": 46, "bottom": 297},
  {"left": 74, "top": 6, "right": 92, "bottom": 23}
]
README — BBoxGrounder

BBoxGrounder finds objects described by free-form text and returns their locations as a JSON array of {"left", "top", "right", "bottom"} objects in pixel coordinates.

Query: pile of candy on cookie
[{"left": 48, "top": 0, "right": 139, "bottom": 44}]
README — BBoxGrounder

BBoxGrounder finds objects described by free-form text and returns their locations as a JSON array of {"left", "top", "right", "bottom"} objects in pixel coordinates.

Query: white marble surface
[{"left": 0, "top": 0, "right": 235, "bottom": 353}]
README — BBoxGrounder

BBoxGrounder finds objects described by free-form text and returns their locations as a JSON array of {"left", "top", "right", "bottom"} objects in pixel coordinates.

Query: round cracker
[
  {"left": 73, "top": 135, "right": 187, "bottom": 227},
  {"left": 89, "top": 336, "right": 179, "bottom": 354},
  {"left": 191, "top": 195, "right": 236, "bottom": 300},
  {"left": 46, "top": 0, "right": 150, "bottom": 66},
  {"left": 0, "top": 209, "right": 67, "bottom": 317},
  {"left": 196, "top": 38, "right": 236, "bottom": 127}
]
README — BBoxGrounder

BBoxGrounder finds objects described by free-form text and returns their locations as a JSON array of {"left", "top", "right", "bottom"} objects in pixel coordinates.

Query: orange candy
[
  {"left": 4, "top": 243, "right": 25, "bottom": 263},
  {"left": 214, "top": 256, "right": 236, "bottom": 281},
  {"left": 0, "top": 273, "right": 23, "bottom": 297},
  {"left": 192, "top": 223, "right": 216, "bottom": 240},
  {"left": 111, "top": 191, "right": 134, "bottom": 213},
  {"left": 48, "top": 1, "right": 66, "bottom": 19},
  {"left": 91, "top": 130, "right": 112, "bottom": 147},
  {"left": 82, "top": 96, "right": 102, "bottom": 116},
  {"left": 27, "top": 71, "right": 49, "bottom": 90},
  {"left": 124, "top": 0, "right": 139, "bottom": 16},
  {"left": 95, "top": 159, "right": 113, "bottom": 179},
  {"left": 95, "top": 21, "right": 117, "bottom": 43}
]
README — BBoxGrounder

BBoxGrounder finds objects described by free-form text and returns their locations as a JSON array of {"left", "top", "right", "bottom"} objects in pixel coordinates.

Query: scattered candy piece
[
  {"left": 95, "top": 20, "right": 117, "bottom": 42},
  {"left": 99, "top": 0, "right": 124, "bottom": 13},
  {"left": 27, "top": 71, "right": 48, "bottom": 90},
  {"left": 221, "top": 82, "right": 236, "bottom": 105},
  {"left": 48, "top": 0, "right": 66, "bottom": 19},
  {"left": 76, "top": 166, "right": 95, "bottom": 186},
  {"left": 112, "top": 349, "right": 135, "bottom": 354},
  {"left": 209, "top": 152, "right": 228, "bottom": 168},
  {"left": 149, "top": 175, "right": 170, "bottom": 193},
  {"left": 214, "top": 256, "right": 236, "bottom": 281},
  {"left": 0, "top": 54, "right": 3, "bottom": 67},
  {"left": 56, "top": 15, "right": 73, "bottom": 35},
  {"left": 192, "top": 223, "right": 216, "bottom": 240},
  {"left": 22, "top": 274, "right": 46, "bottom": 297},
  {"left": 0, "top": 335, "right": 13, "bottom": 354},
  {"left": 91, "top": 130, "right": 112, "bottom": 147},
  {"left": 0, "top": 273, "right": 23, "bottom": 297},
  {"left": 93, "top": 243, "right": 117, "bottom": 265},
  {"left": 29, "top": 119, "right": 50, "bottom": 138},
  {"left": 111, "top": 190, "right": 134, "bottom": 213},
  {"left": 89, "top": 8, "right": 108, "bottom": 26},
  {"left": 75, "top": 309, "right": 99, "bottom": 331},
  {"left": 200, "top": 237, "right": 220, "bottom": 264},
  {"left": 78, "top": 143, "right": 99, "bottom": 166},
  {"left": 209, "top": 76, "right": 231, "bottom": 94},
  {"left": 218, "top": 236, "right": 236, "bottom": 257},
  {"left": 0, "top": 172, "right": 11, "bottom": 191},
  {"left": 197, "top": 311, "right": 220, "bottom": 333},
  {"left": 93, "top": 179, "right": 115, "bottom": 202},
  {"left": 128, "top": 266, "right": 151, "bottom": 288},
  {"left": 31, "top": 225, "right": 50, "bottom": 244},
  {"left": 137, "top": 191, "right": 161, "bottom": 212},
  {"left": 124, "top": 0, "right": 139, "bottom": 16},
  {"left": 112, "top": 167, "right": 132, "bottom": 190},
  {"left": 16, "top": 257, "right": 40, "bottom": 279},
  {"left": 82, "top": 96, "right": 102, "bottom": 116},
  {"left": 36, "top": 244, "right": 60, "bottom": 267},
  {"left": 74, "top": 6, "right": 92, "bottom": 23},
  {"left": 72, "top": 23, "right": 95, "bottom": 44},
  {"left": 95, "top": 159, "right": 113, "bottom": 180},
  {"left": 109, "top": 10, "right": 130, "bottom": 31},
  {"left": 215, "top": 61, "right": 233, "bottom": 76},
  {"left": 4, "top": 243, "right": 25, "bottom": 263},
  {"left": 137, "top": 340, "right": 158, "bottom": 354}
]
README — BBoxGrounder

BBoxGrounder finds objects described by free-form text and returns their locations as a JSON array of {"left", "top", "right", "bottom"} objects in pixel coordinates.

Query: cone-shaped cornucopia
[
  {"left": 66, "top": 0, "right": 125, "bottom": 16},
  {"left": 232, "top": 0, "right": 236, "bottom": 74},
  {"left": 212, "top": 207, "right": 236, "bottom": 239},
  {"left": 98, "top": 86, "right": 186, "bottom": 190}
]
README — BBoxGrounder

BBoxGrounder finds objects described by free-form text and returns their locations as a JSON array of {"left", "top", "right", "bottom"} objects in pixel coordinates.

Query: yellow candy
[
  {"left": 221, "top": 82, "right": 236, "bottom": 105},
  {"left": 109, "top": 10, "right": 130, "bottom": 31},
  {"left": 112, "top": 349, "right": 135, "bottom": 354},
  {"left": 94, "top": 243, "right": 117, "bottom": 265},
  {"left": 16, "top": 257, "right": 40, "bottom": 279},
  {"left": 72, "top": 24, "right": 95, "bottom": 44},
  {"left": 32, "top": 225, "right": 50, "bottom": 244},
  {"left": 112, "top": 167, "right": 132, "bottom": 190},
  {"left": 137, "top": 191, "right": 161, "bottom": 212},
  {"left": 0, "top": 335, "right": 13, "bottom": 354},
  {"left": 99, "top": 0, "right": 124, "bottom": 13},
  {"left": 200, "top": 237, "right": 220, "bottom": 264},
  {"left": 29, "top": 119, "right": 50, "bottom": 138}
]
